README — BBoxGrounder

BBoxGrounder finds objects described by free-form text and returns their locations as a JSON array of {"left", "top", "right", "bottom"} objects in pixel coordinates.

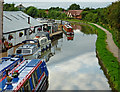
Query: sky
[{"left": 4, "top": 0, "right": 118, "bottom": 2}]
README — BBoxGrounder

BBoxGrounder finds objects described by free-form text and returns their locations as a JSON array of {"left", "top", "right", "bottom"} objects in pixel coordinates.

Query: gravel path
[{"left": 91, "top": 23, "right": 120, "bottom": 62}]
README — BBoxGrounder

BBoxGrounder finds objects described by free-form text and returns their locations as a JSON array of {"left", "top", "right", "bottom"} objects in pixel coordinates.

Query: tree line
[
  {"left": 3, "top": 3, "right": 81, "bottom": 19},
  {"left": 81, "top": 1, "right": 120, "bottom": 48}
]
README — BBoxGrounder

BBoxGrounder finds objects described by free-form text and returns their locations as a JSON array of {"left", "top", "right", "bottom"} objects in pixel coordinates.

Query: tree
[
  {"left": 49, "top": 7, "right": 64, "bottom": 11},
  {"left": 68, "top": 3, "right": 80, "bottom": 10},
  {"left": 26, "top": 6, "right": 38, "bottom": 18},
  {"left": 4, "top": 3, "right": 18, "bottom": 11},
  {"left": 38, "top": 10, "right": 47, "bottom": 18}
]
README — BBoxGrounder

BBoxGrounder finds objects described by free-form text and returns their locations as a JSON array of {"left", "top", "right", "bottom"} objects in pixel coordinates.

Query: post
[
  {"left": 42, "top": 25, "right": 43, "bottom": 31},
  {"left": 51, "top": 25, "right": 52, "bottom": 34},
  {"left": 0, "top": 0, "right": 3, "bottom": 55},
  {"left": 27, "top": 17, "right": 30, "bottom": 39}
]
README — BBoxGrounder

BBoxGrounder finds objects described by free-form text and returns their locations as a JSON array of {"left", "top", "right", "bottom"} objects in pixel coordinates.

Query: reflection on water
[
  {"left": 66, "top": 35, "right": 74, "bottom": 41},
  {"left": 47, "top": 28, "right": 111, "bottom": 90}
]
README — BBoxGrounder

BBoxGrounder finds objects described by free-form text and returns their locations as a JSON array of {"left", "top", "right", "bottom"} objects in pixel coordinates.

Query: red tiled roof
[{"left": 68, "top": 10, "right": 83, "bottom": 16}]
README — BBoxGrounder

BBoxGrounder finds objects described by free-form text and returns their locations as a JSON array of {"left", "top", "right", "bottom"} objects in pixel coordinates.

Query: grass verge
[
  {"left": 96, "top": 23, "right": 120, "bottom": 49},
  {"left": 90, "top": 24, "right": 119, "bottom": 92}
]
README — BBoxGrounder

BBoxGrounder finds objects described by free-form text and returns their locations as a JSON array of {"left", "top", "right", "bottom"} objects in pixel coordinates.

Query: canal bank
[{"left": 90, "top": 24, "right": 119, "bottom": 92}]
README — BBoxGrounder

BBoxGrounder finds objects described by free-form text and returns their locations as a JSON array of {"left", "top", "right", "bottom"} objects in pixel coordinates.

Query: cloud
[
  {"left": 4, "top": 0, "right": 118, "bottom": 2},
  {"left": 47, "top": 52, "right": 110, "bottom": 90}
]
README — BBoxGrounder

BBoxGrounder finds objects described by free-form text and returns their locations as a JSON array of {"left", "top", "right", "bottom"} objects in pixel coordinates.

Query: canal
[{"left": 47, "top": 25, "right": 111, "bottom": 90}]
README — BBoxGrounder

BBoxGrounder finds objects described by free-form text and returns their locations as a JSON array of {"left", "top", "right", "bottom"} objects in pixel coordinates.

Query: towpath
[{"left": 91, "top": 23, "right": 120, "bottom": 62}]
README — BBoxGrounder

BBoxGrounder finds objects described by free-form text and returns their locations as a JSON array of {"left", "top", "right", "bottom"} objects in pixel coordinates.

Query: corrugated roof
[{"left": 3, "top": 11, "right": 42, "bottom": 34}]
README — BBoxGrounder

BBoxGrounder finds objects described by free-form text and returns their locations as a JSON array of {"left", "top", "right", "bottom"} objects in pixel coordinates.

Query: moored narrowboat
[
  {"left": 0, "top": 59, "right": 48, "bottom": 91},
  {"left": 0, "top": 55, "right": 23, "bottom": 91},
  {"left": 15, "top": 39, "right": 41, "bottom": 56},
  {"left": 62, "top": 24, "right": 74, "bottom": 35},
  {"left": 0, "top": 55, "right": 23, "bottom": 78},
  {"left": 34, "top": 36, "right": 51, "bottom": 52}
]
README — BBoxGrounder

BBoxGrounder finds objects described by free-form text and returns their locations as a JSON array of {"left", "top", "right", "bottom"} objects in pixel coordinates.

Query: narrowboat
[
  {"left": 0, "top": 59, "right": 48, "bottom": 91},
  {"left": 0, "top": 55, "right": 23, "bottom": 90},
  {"left": 15, "top": 39, "right": 41, "bottom": 56},
  {"left": 0, "top": 55, "right": 23, "bottom": 78},
  {"left": 62, "top": 24, "right": 74, "bottom": 35},
  {"left": 34, "top": 36, "right": 51, "bottom": 52}
]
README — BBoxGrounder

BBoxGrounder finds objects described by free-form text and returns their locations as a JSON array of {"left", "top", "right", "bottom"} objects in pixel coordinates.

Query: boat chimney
[{"left": 28, "top": 17, "right": 30, "bottom": 24}]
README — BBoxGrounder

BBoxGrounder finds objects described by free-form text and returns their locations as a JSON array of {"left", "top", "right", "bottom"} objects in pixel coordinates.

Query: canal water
[{"left": 47, "top": 26, "right": 111, "bottom": 90}]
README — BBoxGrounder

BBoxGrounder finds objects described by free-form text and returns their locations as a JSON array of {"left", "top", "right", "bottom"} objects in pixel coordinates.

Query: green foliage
[
  {"left": 48, "top": 10, "right": 67, "bottom": 19},
  {"left": 38, "top": 10, "right": 47, "bottom": 18},
  {"left": 90, "top": 24, "right": 119, "bottom": 91},
  {"left": 49, "top": 7, "right": 64, "bottom": 11},
  {"left": 25, "top": 6, "right": 38, "bottom": 18},
  {"left": 81, "top": 1, "right": 120, "bottom": 48},
  {"left": 68, "top": 3, "right": 80, "bottom": 10},
  {"left": 4, "top": 3, "right": 19, "bottom": 11},
  {"left": 80, "top": 24, "right": 97, "bottom": 35}
]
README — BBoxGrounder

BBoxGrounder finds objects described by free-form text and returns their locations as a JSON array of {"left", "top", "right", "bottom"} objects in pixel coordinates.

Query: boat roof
[
  {"left": 64, "top": 24, "right": 72, "bottom": 28},
  {"left": 22, "top": 39, "right": 39, "bottom": 43},
  {"left": 0, "top": 57, "right": 19, "bottom": 71},
  {"left": 17, "top": 44, "right": 37, "bottom": 49},
  {"left": 11, "top": 59, "right": 42, "bottom": 90}
]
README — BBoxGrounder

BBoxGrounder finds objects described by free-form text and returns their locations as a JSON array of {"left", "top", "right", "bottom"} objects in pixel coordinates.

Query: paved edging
[{"left": 91, "top": 23, "right": 120, "bottom": 62}]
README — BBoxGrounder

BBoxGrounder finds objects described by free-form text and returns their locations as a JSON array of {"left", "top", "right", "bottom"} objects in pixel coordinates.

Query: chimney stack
[{"left": 28, "top": 17, "right": 30, "bottom": 24}]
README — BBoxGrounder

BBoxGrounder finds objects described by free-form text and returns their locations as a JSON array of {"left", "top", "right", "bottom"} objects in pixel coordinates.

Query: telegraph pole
[{"left": 0, "top": 0, "right": 3, "bottom": 54}]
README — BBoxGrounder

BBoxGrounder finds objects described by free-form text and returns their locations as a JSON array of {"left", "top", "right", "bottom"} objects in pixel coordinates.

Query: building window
[
  {"left": 24, "top": 30, "right": 27, "bottom": 36},
  {"left": 19, "top": 32, "right": 23, "bottom": 37},
  {"left": 8, "top": 34, "right": 13, "bottom": 40}
]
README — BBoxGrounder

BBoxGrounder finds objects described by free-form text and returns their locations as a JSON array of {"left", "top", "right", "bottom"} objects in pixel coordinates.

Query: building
[
  {"left": 3, "top": 11, "right": 42, "bottom": 48},
  {"left": 67, "top": 10, "right": 83, "bottom": 19},
  {"left": 36, "top": 18, "right": 58, "bottom": 34},
  {"left": 16, "top": 4, "right": 26, "bottom": 11}
]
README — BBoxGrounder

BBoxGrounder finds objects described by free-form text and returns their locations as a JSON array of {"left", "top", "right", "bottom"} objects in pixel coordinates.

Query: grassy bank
[
  {"left": 96, "top": 23, "right": 120, "bottom": 49},
  {"left": 90, "top": 24, "right": 119, "bottom": 91}
]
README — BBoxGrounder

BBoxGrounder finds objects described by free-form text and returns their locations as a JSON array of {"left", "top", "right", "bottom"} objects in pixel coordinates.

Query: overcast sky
[{"left": 4, "top": 0, "right": 118, "bottom": 2}]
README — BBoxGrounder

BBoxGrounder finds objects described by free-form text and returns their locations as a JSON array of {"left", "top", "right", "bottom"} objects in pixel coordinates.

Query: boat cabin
[
  {"left": 34, "top": 36, "right": 51, "bottom": 51},
  {"left": 0, "top": 55, "right": 23, "bottom": 79},
  {"left": 63, "top": 24, "right": 74, "bottom": 35},
  {"left": 1, "top": 59, "right": 48, "bottom": 91},
  {"left": 16, "top": 39, "right": 40, "bottom": 56}
]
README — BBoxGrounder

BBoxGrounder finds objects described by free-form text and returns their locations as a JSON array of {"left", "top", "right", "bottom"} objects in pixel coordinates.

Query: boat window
[
  {"left": 24, "top": 80, "right": 31, "bottom": 92},
  {"left": 23, "top": 50, "right": 31, "bottom": 54},
  {"left": 41, "top": 40, "right": 44, "bottom": 44},
  {"left": 0, "top": 73, "right": 3, "bottom": 80},
  {"left": 31, "top": 75, "right": 36, "bottom": 89},
  {"left": 18, "top": 87, "right": 23, "bottom": 92},
  {"left": 39, "top": 67, "right": 41, "bottom": 74},
  {"left": 45, "top": 39, "right": 47, "bottom": 42},
  {"left": 32, "top": 71, "right": 38, "bottom": 87},
  {"left": 16, "top": 50, "right": 22, "bottom": 54}
]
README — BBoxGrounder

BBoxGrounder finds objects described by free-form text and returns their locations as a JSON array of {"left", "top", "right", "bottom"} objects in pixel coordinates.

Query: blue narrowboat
[
  {"left": 0, "top": 55, "right": 23, "bottom": 78},
  {"left": 0, "top": 59, "right": 48, "bottom": 91}
]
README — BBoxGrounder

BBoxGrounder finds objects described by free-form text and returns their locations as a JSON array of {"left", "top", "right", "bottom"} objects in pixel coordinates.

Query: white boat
[
  {"left": 34, "top": 36, "right": 51, "bottom": 52},
  {"left": 15, "top": 39, "right": 41, "bottom": 56}
]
